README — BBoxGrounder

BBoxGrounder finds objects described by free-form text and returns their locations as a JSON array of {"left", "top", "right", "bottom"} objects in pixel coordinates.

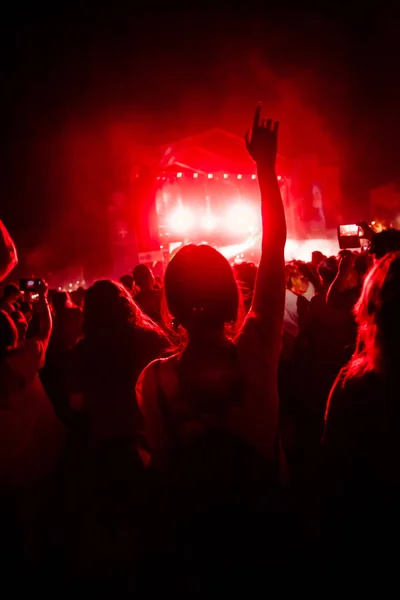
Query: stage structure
[
  {"left": 113, "top": 129, "right": 341, "bottom": 273},
  {"left": 154, "top": 129, "right": 335, "bottom": 255}
]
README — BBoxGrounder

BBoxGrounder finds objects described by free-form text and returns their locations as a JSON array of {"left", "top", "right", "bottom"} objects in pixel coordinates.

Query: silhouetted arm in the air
[
  {"left": 0, "top": 220, "right": 18, "bottom": 282},
  {"left": 33, "top": 284, "right": 52, "bottom": 352},
  {"left": 327, "top": 254, "right": 358, "bottom": 312},
  {"left": 240, "top": 106, "right": 287, "bottom": 359},
  {"left": 236, "top": 106, "right": 287, "bottom": 460}
]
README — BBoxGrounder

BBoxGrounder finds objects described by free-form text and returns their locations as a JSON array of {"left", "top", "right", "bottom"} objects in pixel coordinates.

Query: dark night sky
[{"left": 1, "top": 3, "right": 400, "bottom": 271}]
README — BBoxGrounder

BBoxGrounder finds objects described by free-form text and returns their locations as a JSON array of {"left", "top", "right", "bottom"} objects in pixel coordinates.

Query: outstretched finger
[
  {"left": 273, "top": 121, "right": 279, "bottom": 134},
  {"left": 253, "top": 104, "right": 262, "bottom": 129}
]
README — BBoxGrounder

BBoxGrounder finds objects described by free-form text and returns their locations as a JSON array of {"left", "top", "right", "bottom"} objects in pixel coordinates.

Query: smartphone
[
  {"left": 19, "top": 278, "right": 44, "bottom": 293},
  {"left": 337, "top": 224, "right": 364, "bottom": 249}
]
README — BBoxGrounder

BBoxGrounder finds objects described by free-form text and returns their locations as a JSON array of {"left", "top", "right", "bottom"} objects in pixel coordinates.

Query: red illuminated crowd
[{"left": 2, "top": 108, "right": 400, "bottom": 595}]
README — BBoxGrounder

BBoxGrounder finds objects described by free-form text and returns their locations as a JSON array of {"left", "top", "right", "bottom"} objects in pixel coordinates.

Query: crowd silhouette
[{"left": 1, "top": 106, "right": 400, "bottom": 596}]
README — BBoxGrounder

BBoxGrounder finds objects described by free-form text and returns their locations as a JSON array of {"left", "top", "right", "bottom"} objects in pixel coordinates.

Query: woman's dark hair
[
  {"left": 0, "top": 310, "right": 18, "bottom": 362},
  {"left": 164, "top": 244, "right": 239, "bottom": 330},
  {"left": 346, "top": 251, "right": 400, "bottom": 378},
  {"left": 83, "top": 279, "right": 163, "bottom": 341}
]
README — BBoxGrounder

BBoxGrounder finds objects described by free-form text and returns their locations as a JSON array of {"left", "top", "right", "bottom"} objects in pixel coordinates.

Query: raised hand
[
  {"left": 245, "top": 105, "right": 279, "bottom": 171},
  {"left": 339, "top": 253, "right": 356, "bottom": 274}
]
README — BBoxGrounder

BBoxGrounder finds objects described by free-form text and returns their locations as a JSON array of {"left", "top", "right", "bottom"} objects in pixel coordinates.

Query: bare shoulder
[
  {"left": 139, "top": 353, "right": 179, "bottom": 380},
  {"left": 323, "top": 369, "right": 380, "bottom": 449},
  {"left": 136, "top": 353, "right": 180, "bottom": 404}
]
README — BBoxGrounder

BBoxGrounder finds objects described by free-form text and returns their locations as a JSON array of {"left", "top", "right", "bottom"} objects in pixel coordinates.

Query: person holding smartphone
[{"left": 0, "top": 280, "right": 65, "bottom": 489}]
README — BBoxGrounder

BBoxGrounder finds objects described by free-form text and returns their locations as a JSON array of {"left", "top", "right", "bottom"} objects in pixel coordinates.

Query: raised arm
[
  {"left": 241, "top": 106, "right": 287, "bottom": 352},
  {"left": 0, "top": 220, "right": 18, "bottom": 282},
  {"left": 326, "top": 254, "right": 357, "bottom": 311},
  {"left": 235, "top": 107, "right": 287, "bottom": 461},
  {"left": 34, "top": 283, "right": 52, "bottom": 351}
]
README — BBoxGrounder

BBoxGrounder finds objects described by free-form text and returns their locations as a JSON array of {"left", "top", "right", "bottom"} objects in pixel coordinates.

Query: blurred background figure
[
  {"left": 133, "top": 264, "right": 162, "bottom": 324},
  {"left": 311, "top": 251, "right": 326, "bottom": 270},
  {"left": 40, "top": 291, "right": 83, "bottom": 424},
  {"left": 119, "top": 274, "right": 134, "bottom": 295},
  {"left": 323, "top": 251, "right": 400, "bottom": 577}
]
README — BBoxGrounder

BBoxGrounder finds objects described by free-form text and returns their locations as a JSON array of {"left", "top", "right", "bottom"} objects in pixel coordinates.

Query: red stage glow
[
  {"left": 201, "top": 213, "right": 219, "bottom": 231},
  {"left": 167, "top": 206, "right": 195, "bottom": 233},
  {"left": 164, "top": 203, "right": 258, "bottom": 237},
  {"left": 225, "top": 204, "right": 258, "bottom": 235},
  {"left": 156, "top": 171, "right": 274, "bottom": 246}
]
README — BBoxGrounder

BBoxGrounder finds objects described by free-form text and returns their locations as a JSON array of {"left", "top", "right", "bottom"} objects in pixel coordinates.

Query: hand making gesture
[{"left": 245, "top": 104, "right": 279, "bottom": 171}]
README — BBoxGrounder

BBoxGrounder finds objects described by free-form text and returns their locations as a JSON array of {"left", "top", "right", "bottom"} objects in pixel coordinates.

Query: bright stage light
[
  {"left": 202, "top": 214, "right": 219, "bottom": 231},
  {"left": 167, "top": 206, "right": 195, "bottom": 233},
  {"left": 225, "top": 204, "right": 258, "bottom": 234}
]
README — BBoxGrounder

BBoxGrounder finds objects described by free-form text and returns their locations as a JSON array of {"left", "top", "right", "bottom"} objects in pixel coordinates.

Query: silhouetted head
[
  {"left": 133, "top": 264, "right": 154, "bottom": 291},
  {"left": 311, "top": 251, "right": 325, "bottom": 268},
  {"left": 338, "top": 249, "right": 353, "bottom": 260},
  {"left": 3, "top": 283, "right": 20, "bottom": 301},
  {"left": 370, "top": 229, "right": 400, "bottom": 259},
  {"left": 79, "top": 280, "right": 168, "bottom": 379},
  {"left": 318, "top": 257, "right": 338, "bottom": 286},
  {"left": 120, "top": 274, "right": 134, "bottom": 292},
  {"left": 165, "top": 244, "right": 239, "bottom": 332},
  {"left": 83, "top": 280, "right": 142, "bottom": 339},
  {"left": 351, "top": 251, "right": 400, "bottom": 375}
]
